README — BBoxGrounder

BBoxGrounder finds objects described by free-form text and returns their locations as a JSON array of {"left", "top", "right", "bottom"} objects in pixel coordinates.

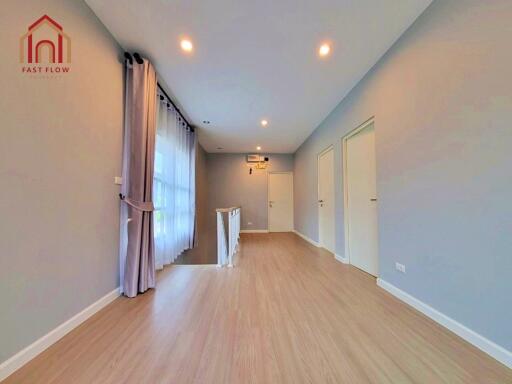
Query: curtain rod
[
  {"left": 157, "top": 84, "right": 194, "bottom": 132},
  {"left": 124, "top": 52, "right": 194, "bottom": 132}
]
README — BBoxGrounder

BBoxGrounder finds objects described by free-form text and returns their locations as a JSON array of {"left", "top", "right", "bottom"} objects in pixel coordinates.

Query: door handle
[
  {"left": 318, "top": 200, "right": 324, "bottom": 203},
  {"left": 370, "top": 198, "right": 377, "bottom": 201}
]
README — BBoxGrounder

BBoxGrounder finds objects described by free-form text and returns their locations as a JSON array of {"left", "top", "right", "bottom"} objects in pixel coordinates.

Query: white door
[
  {"left": 318, "top": 147, "right": 335, "bottom": 253},
  {"left": 268, "top": 172, "right": 294, "bottom": 232},
  {"left": 345, "top": 121, "right": 378, "bottom": 276}
]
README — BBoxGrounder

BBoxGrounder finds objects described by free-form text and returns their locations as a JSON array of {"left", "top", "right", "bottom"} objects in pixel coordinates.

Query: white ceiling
[{"left": 86, "top": 0, "right": 431, "bottom": 153}]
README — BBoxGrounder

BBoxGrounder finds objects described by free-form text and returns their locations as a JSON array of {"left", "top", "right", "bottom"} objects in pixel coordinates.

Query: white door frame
[
  {"left": 317, "top": 145, "right": 334, "bottom": 250},
  {"left": 267, "top": 171, "right": 294, "bottom": 232},
  {"left": 342, "top": 117, "right": 375, "bottom": 266}
]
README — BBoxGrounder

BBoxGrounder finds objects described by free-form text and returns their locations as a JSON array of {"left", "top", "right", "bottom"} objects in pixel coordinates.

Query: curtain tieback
[{"left": 119, "top": 194, "right": 154, "bottom": 212}]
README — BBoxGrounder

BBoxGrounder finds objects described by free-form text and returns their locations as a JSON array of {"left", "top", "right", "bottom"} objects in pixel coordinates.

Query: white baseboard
[
  {"left": 335, "top": 253, "right": 349, "bottom": 264},
  {"left": 240, "top": 229, "right": 269, "bottom": 233},
  {"left": 377, "top": 278, "right": 512, "bottom": 369},
  {"left": 293, "top": 230, "right": 320, "bottom": 247},
  {"left": 0, "top": 287, "right": 121, "bottom": 382}
]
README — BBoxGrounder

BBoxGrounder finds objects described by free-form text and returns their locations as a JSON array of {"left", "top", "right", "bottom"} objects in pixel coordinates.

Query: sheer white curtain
[{"left": 153, "top": 95, "right": 196, "bottom": 269}]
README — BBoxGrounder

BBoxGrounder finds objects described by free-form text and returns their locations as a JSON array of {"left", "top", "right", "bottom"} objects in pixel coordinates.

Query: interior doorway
[
  {"left": 318, "top": 146, "right": 335, "bottom": 253},
  {"left": 268, "top": 172, "right": 294, "bottom": 232},
  {"left": 343, "top": 119, "right": 379, "bottom": 276}
]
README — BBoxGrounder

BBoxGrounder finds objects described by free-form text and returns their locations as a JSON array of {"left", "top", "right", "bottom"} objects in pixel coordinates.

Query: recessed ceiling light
[
  {"left": 256, "top": 146, "right": 262, "bottom": 151},
  {"left": 180, "top": 39, "right": 193, "bottom": 52},
  {"left": 319, "top": 43, "right": 331, "bottom": 57},
  {"left": 260, "top": 119, "right": 268, "bottom": 127}
]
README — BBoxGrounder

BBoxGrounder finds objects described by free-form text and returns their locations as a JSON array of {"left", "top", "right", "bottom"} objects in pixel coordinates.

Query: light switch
[
  {"left": 395, "top": 262, "right": 406, "bottom": 273},
  {"left": 114, "top": 176, "right": 123, "bottom": 185}
]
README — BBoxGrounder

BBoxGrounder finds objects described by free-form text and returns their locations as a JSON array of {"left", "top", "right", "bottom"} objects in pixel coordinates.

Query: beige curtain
[{"left": 120, "top": 57, "right": 157, "bottom": 297}]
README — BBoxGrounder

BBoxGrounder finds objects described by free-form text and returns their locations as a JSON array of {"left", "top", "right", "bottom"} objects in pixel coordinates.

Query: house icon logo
[{"left": 20, "top": 15, "right": 71, "bottom": 74}]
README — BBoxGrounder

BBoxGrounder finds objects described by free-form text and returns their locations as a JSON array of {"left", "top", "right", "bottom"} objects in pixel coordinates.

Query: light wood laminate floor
[{"left": 4, "top": 233, "right": 511, "bottom": 383}]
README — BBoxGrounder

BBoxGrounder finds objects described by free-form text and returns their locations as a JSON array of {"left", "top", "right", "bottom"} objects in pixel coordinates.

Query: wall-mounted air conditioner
[{"left": 246, "top": 154, "right": 267, "bottom": 163}]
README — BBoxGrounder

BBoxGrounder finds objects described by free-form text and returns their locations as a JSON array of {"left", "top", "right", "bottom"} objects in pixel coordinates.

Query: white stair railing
[{"left": 216, "top": 207, "right": 241, "bottom": 267}]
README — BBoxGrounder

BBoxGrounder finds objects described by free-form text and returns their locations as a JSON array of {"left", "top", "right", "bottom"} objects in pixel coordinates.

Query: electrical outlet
[{"left": 395, "top": 262, "right": 406, "bottom": 273}]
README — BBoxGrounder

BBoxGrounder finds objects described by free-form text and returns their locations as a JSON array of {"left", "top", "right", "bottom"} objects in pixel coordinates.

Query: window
[{"left": 153, "top": 96, "right": 195, "bottom": 269}]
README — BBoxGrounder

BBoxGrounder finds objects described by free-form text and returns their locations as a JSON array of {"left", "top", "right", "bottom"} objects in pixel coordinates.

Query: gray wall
[
  {"left": 175, "top": 142, "right": 214, "bottom": 264},
  {"left": 294, "top": 0, "right": 512, "bottom": 350},
  {"left": 195, "top": 143, "right": 209, "bottom": 248},
  {"left": 0, "top": 0, "right": 124, "bottom": 362},
  {"left": 207, "top": 154, "right": 294, "bottom": 231}
]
